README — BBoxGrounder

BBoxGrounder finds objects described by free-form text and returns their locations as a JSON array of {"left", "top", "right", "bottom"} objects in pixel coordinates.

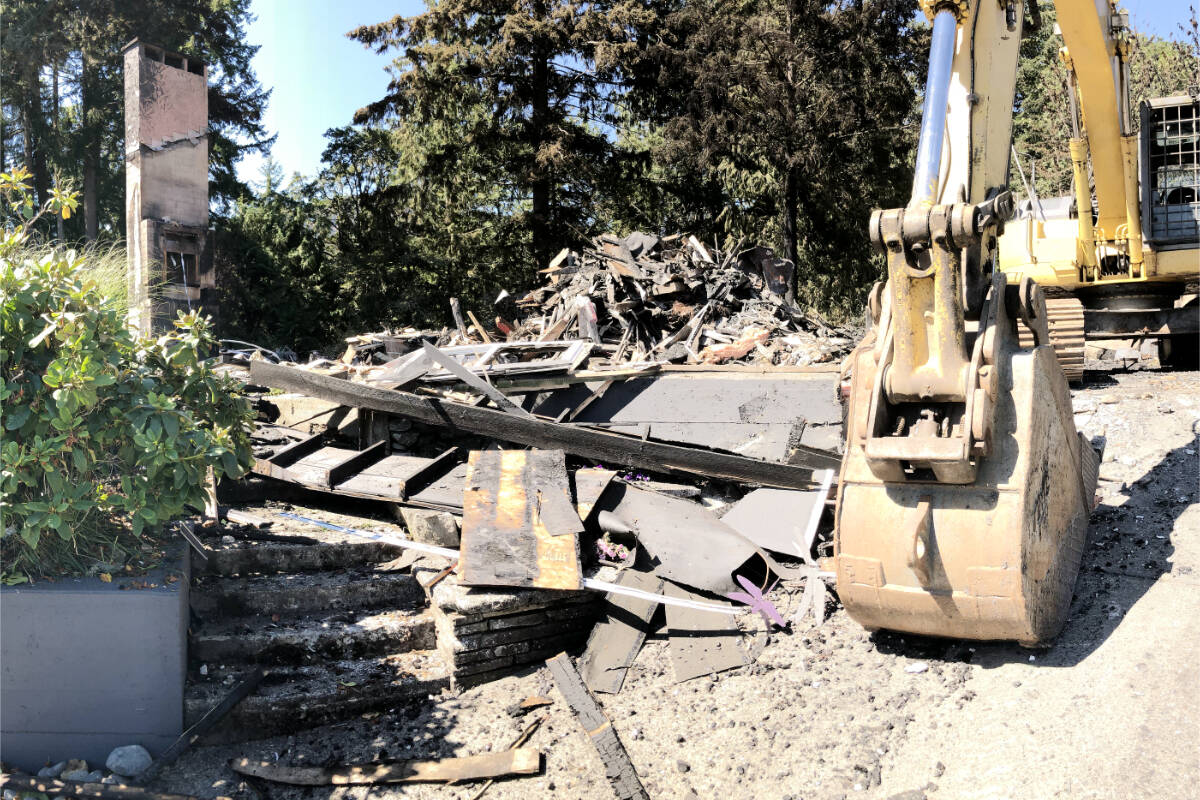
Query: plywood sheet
[{"left": 459, "top": 450, "right": 583, "bottom": 590}]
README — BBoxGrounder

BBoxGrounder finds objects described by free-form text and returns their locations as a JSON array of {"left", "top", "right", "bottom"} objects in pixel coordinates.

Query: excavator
[
  {"left": 998, "top": 4, "right": 1199, "bottom": 379},
  {"left": 833, "top": 0, "right": 1134, "bottom": 646}
]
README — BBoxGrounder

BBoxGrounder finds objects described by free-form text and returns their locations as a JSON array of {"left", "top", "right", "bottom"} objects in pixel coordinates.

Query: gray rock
[
  {"left": 60, "top": 769, "right": 92, "bottom": 782},
  {"left": 84, "top": 771, "right": 104, "bottom": 782},
  {"left": 101, "top": 775, "right": 123, "bottom": 785},
  {"left": 399, "top": 508, "right": 460, "bottom": 547},
  {"left": 105, "top": 744, "right": 152, "bottom": 777},
  {"left": 37, "top": 761, "right": 67, "bottom": 778}
]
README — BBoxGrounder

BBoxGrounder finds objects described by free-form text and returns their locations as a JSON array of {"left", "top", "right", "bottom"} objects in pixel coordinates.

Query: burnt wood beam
[{"left": 249, "top": 361, "right": 839, "bottom": 488}]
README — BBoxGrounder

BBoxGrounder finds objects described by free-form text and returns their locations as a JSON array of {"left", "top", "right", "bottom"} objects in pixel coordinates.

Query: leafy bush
[{"left": 0, "top": 169, "right": 254, "bottom": 582}]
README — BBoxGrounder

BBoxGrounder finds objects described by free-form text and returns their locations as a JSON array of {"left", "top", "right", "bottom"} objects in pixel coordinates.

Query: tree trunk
[
  {"left": 781, "top": 166, "right": 799, "bottom": 304},
  {"left": 529, "top": 0, "right": 551, "bottom": 269},
  {"left": 82, "top": 58, "right": 99, "bottom": 241},
  {"left": 53, "top": 63, "right": 64, "bottom": 241},
  {"left": 22, "top": 73, "right": 50, "bottom": 208}
]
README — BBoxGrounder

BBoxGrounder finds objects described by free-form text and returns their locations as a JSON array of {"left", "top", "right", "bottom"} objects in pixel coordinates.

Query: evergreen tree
[
  {"left": 610, "top": 0, "right": 923, "bottom": 313},
  {"left": 0, "top": 0, "right": 271, "bottom": 240},
  {"left": 349, "top": 0, "right": 615, "bottom": 279}
]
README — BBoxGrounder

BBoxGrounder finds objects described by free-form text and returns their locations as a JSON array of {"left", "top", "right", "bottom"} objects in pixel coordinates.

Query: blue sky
[
  {"left": 237, "top": 0, "right": 1196, "bottom": 186},
  {"left": 237, "top": 0, "right": 423, "bottom": 185}
]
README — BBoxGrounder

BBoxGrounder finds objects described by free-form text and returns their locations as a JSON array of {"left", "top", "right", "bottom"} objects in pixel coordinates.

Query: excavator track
[{"left": 1019, "top": 296, "right": 1085, "bottom": 384}]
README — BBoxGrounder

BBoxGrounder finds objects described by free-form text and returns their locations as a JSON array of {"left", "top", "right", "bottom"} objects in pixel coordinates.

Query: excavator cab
[{"left": 834, "top": 0, "right": 1099, "bottom": 645}]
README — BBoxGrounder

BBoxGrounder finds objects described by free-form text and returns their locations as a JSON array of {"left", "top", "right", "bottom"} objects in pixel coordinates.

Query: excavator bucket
[{"left": 835, "top": 313, "right": 1100, "bottom": 646}]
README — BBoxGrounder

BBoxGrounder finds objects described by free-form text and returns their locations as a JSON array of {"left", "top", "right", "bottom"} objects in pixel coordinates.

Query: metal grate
[{"left": 1142, "top": 98, "right": 1200, "bottom": 246}]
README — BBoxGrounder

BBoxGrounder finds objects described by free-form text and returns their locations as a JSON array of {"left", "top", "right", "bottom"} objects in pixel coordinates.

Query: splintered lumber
[
  {"left": 249, "top": 361, "right": 838, "bottom": 488},
  {"left": 467, "top": 715, "right": 547, "bottom": 800},
  {"left": 222, "top": 508, "right": 271, "bottom": 528},
  {"left": 229, "top": 748, "right": 540, "bottom": 786},
  {"left": 545, "top": 653, "right": 649, "bottom": 800},
  {"left": 459, "top": 450, "right": 584, "bottom": 590},
  {"left": 0, "top": 775, "right": 222, "bottom": 800}
]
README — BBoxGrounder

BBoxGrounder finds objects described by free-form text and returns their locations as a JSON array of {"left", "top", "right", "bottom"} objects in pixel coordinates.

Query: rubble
[
  {"left": 512, "top": 233, "right": 854, "bottom": 367},
  {"left": 136, "top": 231, "right": 863, "bottom": 797}
]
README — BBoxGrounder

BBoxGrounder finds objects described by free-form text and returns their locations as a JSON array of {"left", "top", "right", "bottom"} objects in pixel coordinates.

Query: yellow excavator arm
[{"left": 834, "top": 0, "right": 1101, "bottom": 645}]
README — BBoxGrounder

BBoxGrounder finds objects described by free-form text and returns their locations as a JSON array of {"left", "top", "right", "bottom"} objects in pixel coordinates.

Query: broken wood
[
  {"left": 467, "top": 715, "right": 547, "bottom": 800},
  {"left": 545, "top": 653, "right": 649, "bottom": 800},
  {"left": 450, "top": 297, "right": 469, "bottom": 339},
  {"left": 222, "top": 508, "right": 271, "bottom": 528},
  {"left": 253, "top": 441, "right": 461, "bottom": 504},
  {"left": 137, "top": 667, "right": 265, "bottom": 782},
  {"left": 323, "top": 439, "right": 388, "bottom": 486},
  {"left": 459, "top": 450, "right": 584, "bottom": 590},
  {"left": 0, "top": 775, "right": 222, "bottom": 800},
  {"left": 229, "top": 748, "right": 540, "bottom": 786},
  {"left": 420, "top": 341, "right": 533, "bottom": 418},
  {"left": 466, "top": 309, "right": 493, "bottom": 343},
  {"left": 249, "top": 361, "right": 837, "bottom": 488},
  {"left": 280, "top": 511, "right": 742, "bottom": 616}
]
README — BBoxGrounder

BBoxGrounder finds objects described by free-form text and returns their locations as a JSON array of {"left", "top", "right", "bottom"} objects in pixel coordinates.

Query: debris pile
[
  {"left": 78, "top": 231, "right": 860, "bottom": 798},
  {"left": 511, "top": 233, "right": 855, "bottom": 366}
]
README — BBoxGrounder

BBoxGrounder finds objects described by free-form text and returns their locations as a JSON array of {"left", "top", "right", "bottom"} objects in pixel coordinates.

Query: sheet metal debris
[
  {"left": 579, "top": 570, "right": 663, "bottom": 695},
  {"left": 664, "top": 582, "right": 751, "bottom": 683}
]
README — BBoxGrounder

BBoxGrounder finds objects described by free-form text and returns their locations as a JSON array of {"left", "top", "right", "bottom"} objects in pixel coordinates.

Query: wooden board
[
  {"left": 249, "top": 361, "right": 839, "bottom": 488},
  {"left": 253, "top": 444, "right": 457, "bottom": 503},
  {"left": 545, "top": 653, "right": 649, "bottom": 800},
  {"left": 230, "top": 748, "right": 540, "bottom": 785},
  {"left": 459, "top": 450, "right": 583, "bottom": 590}
]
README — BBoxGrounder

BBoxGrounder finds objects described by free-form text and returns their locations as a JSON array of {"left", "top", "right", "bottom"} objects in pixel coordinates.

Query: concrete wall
[{"left": 0, "top": 550, "right": 189, "bottom": 772}]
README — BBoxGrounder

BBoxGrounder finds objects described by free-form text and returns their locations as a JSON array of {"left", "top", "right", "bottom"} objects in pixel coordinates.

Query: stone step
[
  {"left": 186, "top": 651, "right": 450, "bottom": 742},
  {"left": 190, "top": 569, "right": 424, "bottom": 618},
  {"left": 191, "top": 606, "right": 436, "bottom": 665},
  {"left": 200, "top": 538, "right": 401, "bottom": 576},
  {"left": 197, "top": 509, "right": 404, "bottom": 575}
]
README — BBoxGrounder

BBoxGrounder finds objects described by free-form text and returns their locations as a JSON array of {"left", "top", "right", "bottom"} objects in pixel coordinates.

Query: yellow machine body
[
  {"left": 996, "top": 1, "right": 1198, "bottom": 374},
  {"left": 835, "top": 0, "right": 1103, "bottom": 644}
]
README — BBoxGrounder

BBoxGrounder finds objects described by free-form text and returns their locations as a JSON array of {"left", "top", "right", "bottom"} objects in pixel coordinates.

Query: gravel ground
[{"left": 156, "top": 364, "right": 1200, "bottom": 800}]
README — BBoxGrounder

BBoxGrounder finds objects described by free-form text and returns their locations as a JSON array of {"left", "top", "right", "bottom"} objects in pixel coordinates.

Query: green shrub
[{"left": 0, "top": 169, "right": 255, "bottom": 582}]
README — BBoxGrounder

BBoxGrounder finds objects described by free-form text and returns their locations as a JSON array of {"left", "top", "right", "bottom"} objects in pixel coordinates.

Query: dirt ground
[{"left": 159, "top": 364, "right": 1200, "bottom": 800}]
